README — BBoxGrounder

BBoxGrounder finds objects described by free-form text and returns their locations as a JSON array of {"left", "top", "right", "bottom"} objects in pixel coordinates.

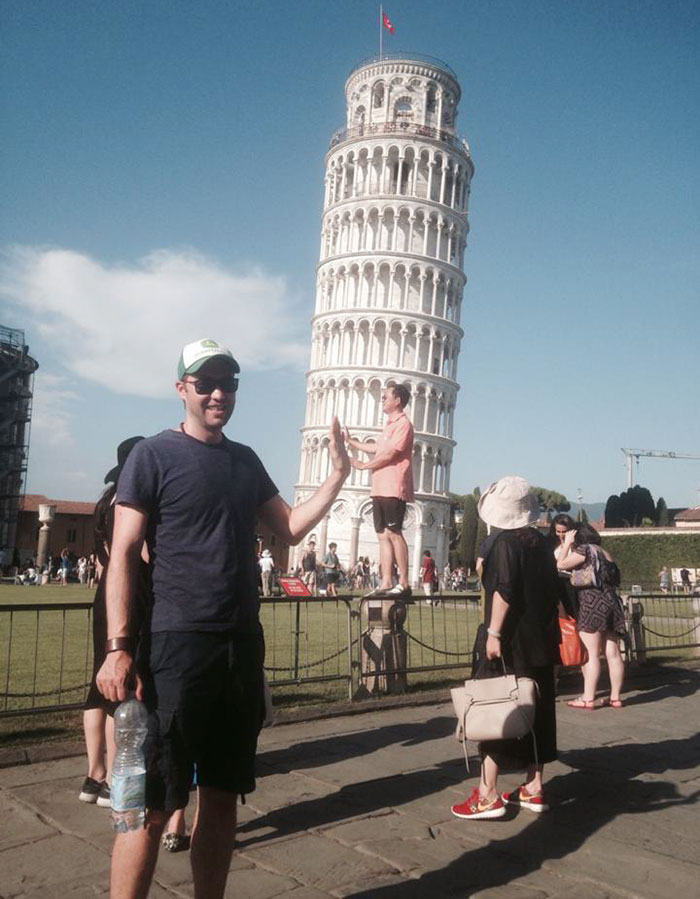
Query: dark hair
[
  {"left": 549, "top": 513, "right": 576, "bottom": 545},
  {"left": 94, "top": 483, "right": 117, "bottom": 556},
  {"left": 423, "top": 549, "right": 432, "bottom": 558},
  {"left": 574, "top": 522, "right": 602, "bottom": 547},
  {"left": 389, "top": 383, "right": 410, "bottom": 409}
]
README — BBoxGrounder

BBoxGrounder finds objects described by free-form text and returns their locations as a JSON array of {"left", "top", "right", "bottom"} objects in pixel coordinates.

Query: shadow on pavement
[
  {"left": 256, "top": 714, "right": 456, "bottom": 775},
  {"left": 617, "top": 667, "right": 700, "bottom": 706},
  {"left": 342, "top": 734, "right": 700, "bottom": 897}
]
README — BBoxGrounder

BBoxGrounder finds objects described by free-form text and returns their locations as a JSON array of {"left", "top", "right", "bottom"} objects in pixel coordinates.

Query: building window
[
  {"left": 270, "top": 534, "right": 277, "bottom": 547},
  {"left": 67, "top": 528, "right": 77, "bottom": 543}
]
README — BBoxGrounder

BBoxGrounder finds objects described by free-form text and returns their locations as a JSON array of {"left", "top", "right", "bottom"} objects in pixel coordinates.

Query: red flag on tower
[{"left": 382, "top": 11, "right": 394, "bottom": 34}]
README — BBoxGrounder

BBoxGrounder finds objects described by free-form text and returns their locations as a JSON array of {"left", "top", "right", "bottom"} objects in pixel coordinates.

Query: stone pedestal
[
  {"left": 359, "top": 599, "right": 408, "bottom": 695},
  {"left": 627, "top": 596, "right": 647, "bottom": 663}
]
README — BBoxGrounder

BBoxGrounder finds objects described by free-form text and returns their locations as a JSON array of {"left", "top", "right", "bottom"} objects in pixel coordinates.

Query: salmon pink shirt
[{"left": 370, "top": 412, "right": 415, "bottom": 502}]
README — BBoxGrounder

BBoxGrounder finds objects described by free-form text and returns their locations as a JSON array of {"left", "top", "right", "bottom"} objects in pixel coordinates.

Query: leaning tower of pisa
[{"left": 293, "top": 53, "right": 474, "bottom": 582}]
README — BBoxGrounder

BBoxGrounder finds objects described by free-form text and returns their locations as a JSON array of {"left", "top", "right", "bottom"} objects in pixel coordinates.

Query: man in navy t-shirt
[{"left": 97, "top": 337, "right": 350, "bottom": 899}]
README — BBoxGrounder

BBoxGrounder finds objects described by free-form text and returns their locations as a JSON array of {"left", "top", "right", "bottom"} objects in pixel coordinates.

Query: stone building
[
  {"left": 16, "top": 494, "right": 96, "bottom": 563},
  {"left": 293, "top": 54, "right": 474, "bottom": 581}
]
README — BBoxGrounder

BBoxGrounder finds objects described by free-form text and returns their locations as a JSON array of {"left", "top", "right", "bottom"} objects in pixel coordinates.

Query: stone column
[
  {"left": 349, "top": 516, "right": 361, "bottom": 571},
  {"left": 36, "top": 504, "right": 56, "bottom": 585},
  {"left": 436, "top": 521, "right": 447, "bottom": 574},
  {"left": 318, "top": 514, "right": 330, "bottom": 562},
  {"left": 412, "top": 521, "right": 426, "bottom": 588}
]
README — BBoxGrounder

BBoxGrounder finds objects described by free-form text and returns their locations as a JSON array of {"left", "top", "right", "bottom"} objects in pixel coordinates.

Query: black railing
[{"left": 3, "top": 591, "right": 698, "bottom": 716}]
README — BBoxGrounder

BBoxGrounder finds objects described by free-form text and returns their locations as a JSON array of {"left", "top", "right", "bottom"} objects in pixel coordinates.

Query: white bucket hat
[{"left": 478, "top": 476, "right": 540, "bottom": 530}]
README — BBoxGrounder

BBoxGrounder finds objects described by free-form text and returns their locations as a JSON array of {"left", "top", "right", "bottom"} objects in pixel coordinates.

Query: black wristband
[{"left": 105, "top": 637, "right": 135, "bottom": 654}]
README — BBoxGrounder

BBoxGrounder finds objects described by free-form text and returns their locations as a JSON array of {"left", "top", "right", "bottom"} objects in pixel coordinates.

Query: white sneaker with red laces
[
  {"left": 451, "top": 788, "right": 506, "bottom": 820},
  {"left": 502, "top": 785, "right": 549, "bottom": 813}
]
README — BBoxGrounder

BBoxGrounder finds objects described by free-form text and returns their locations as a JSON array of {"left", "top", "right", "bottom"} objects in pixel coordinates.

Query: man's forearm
[
  {"left": 364, "top": 448, "right": 401, "bottom": 471},
  {"left": 105, "top": 547, "right": 141, "bottom": 638},
  {"left": 287, "top": 469, "right": 346, "bottom": 541},
  {"left": 348, "top": 437, "right": 376, "bottom": 456}
]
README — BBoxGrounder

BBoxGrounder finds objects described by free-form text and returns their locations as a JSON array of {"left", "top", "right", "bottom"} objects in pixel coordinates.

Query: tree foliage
[
  {"left": 605, "top": 486, "right": 657, "bottom": 527},
  {"left": 602, "top": 532, "right": 700, "bottom": 586},
  {"left": 656, "top": 497, "right": 670, "bottom": 527},
  {"left": 530, "top": 487, "right": 570, "bottom": 518},
  {"left": 459, "top": 494, "right": 479, "bottom": 569}
]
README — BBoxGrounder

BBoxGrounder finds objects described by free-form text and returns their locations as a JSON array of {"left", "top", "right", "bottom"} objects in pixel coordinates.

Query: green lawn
[
  {"left": 0, "top": 585, "right": 480, "bottom": 722},
  {"left": 2, "top": 581, "right": 698, "bottom": 748}
]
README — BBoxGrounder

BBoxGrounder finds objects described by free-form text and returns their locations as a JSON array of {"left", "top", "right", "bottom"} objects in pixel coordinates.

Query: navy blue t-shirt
[{"left": 117, "top": 429, "right": 278, "bottom": 634}]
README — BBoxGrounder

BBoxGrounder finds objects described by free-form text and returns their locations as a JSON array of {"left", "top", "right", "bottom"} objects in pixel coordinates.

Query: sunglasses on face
[{"left": 184, "top": 376, "right": 239, "bottom": 395}]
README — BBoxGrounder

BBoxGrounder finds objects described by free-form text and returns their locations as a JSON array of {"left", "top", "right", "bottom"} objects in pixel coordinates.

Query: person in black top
[
  {"left": 452, "top": 476, "right": 559, "bottom": 821},
  {"left": 96, "top": 338, "right": 350, "bottom": 899},
  {"left": 79, "top": 437, "right": 145, "bottom": 809}
]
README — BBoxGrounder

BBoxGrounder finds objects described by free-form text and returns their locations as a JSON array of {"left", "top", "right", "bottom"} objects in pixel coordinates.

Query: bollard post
[
  {"left": 359, "top": 598, "right": 408, "bottom": 694},
  {"left": 626, "top": 596, "right": 646, "bottom": 663}
]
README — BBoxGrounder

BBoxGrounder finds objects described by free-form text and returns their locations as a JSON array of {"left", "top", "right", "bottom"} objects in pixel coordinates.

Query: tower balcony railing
[
  {"left": 351, "top": 52, "right": 460, "bottom": 80},
  {"left": 330, "top": 121, "right": 471, "bottom": 157}
]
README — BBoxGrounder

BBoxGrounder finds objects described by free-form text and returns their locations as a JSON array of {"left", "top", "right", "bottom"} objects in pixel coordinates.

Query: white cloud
[
  {"left": 29, "top": 372, "right": 77, "bottom": 448},
  {"left": 0, "top": 246, "right": 309, "bottom": 398}
]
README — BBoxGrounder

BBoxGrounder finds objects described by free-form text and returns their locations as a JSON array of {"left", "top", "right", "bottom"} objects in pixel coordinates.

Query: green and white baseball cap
[{"left": 177, "top": 338, "right": 240, "bottom": 379}]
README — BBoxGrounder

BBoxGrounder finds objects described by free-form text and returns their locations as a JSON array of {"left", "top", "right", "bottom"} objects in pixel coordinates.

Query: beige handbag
[{"left": 451, "top": 659, "right": 539, "bottom": 771}]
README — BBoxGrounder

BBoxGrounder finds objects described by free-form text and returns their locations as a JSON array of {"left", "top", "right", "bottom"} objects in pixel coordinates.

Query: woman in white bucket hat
[{"left": 451, "top": 476, "right": 560, "bottom": 821}]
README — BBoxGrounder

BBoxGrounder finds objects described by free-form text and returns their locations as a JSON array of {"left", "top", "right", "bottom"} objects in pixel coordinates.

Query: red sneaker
[
  {"left": 502, "top": 785, "right": 549, "bottom": 813},
  {"left": 451, "top": 788, "right": 506, "bottom": 820}
]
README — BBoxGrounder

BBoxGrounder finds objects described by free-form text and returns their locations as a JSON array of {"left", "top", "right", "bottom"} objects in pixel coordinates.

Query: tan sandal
[{"left": 566, "top": 697, "right": 596, "bottom": 710}]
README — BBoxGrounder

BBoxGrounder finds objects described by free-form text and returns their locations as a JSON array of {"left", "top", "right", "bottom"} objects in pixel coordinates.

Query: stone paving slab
[{"left": 1, "top": 667, "right": 699, "bottom": 897}]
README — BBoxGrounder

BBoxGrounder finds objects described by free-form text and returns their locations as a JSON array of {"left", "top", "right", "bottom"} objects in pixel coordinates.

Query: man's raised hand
[{"left": 329, "top": 416, "right": 351, "bottom": 477}]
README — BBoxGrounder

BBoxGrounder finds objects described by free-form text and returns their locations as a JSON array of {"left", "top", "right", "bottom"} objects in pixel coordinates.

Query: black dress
[{"left": 479, "top": 528, "right": 560, "bottom": 769}]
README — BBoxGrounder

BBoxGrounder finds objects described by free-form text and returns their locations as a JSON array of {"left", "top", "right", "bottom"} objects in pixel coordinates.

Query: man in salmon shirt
[{"left": 345, "top": 384, "right": 415, "bottom": 598}]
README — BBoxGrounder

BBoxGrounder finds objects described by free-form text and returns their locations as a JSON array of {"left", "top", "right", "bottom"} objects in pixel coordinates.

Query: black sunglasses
[{"left": 184, "top": 376, "right": 239, "bottom": 395}]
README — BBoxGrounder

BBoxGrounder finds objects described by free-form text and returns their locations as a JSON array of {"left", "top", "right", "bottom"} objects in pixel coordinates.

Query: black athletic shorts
[
  {"left": 139, "top": 629, "right": 265, "bottom": 812},
  {"left": 372, "top": 496, "right": 407, "bottom": 534}
]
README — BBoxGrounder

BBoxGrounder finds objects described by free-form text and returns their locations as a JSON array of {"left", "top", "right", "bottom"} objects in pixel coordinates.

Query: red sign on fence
[{"left": 277, "top": 576, "right": 312, "bottom": 598}]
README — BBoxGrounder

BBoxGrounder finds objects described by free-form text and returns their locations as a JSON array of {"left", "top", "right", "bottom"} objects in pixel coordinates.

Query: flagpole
[{"left": 379, "top": 4, "right": 383, "bottom": 59}]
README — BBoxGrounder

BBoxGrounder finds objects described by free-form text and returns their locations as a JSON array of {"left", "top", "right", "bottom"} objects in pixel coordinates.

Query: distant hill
[{"left": 576, "top": 502, "right": 606, "bottom": 523}]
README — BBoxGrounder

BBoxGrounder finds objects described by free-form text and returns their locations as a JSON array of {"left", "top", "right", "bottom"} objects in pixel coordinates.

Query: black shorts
[
  {"left": 139, "top": 630, "right": 265, "bottom": 813},
  {"left": 372, "top": 497, "right": 407, "bottom": 534}
]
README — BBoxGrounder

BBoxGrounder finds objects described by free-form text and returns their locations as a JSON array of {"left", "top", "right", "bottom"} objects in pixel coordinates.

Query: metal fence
[
  {"left": 0, "top": 601, "right": 94, "bottom": 717},
  {"left": 2, "top": 591, "right": 699, "bottom": 717},
  {"left": 260, "top": 596, "right": 355, "bottom": 699},
  {"left": 624, "top": 592, "right": 700, "bottom": 662}
]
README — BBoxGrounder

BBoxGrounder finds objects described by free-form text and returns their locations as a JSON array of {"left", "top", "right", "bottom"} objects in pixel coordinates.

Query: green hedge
[{"left": 601, "top": 532, "right": 700, "bottom": 586}]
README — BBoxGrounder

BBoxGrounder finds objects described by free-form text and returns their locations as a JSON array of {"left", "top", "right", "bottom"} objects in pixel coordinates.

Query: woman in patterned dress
[{"left": 557, "top": 523, "right": 626, "bottom": 709}]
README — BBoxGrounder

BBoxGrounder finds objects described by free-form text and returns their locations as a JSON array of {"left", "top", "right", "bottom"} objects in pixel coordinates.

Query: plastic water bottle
[{"left": 111, "top": 697, "right": 148, "bottom": 832}]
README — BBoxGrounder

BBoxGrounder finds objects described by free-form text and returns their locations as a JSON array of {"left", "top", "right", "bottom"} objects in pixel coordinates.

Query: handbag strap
[{"left": 473, "top": 655, "right": 508, "bottom": 680}]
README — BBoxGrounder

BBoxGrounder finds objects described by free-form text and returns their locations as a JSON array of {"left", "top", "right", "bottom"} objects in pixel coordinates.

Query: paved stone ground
[{"left": 1, "top": 667, "right": 699, "bottom": 898}]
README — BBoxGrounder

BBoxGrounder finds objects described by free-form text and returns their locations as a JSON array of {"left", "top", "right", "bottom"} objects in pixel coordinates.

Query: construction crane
[{"left": 621, "top": 448, "right": 700, "bottom": 490}]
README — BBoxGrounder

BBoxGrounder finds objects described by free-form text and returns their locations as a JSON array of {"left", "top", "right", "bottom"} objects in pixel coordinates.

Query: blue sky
[{"left": 1, "top": 0, "right": 699, "bottom": 510}]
